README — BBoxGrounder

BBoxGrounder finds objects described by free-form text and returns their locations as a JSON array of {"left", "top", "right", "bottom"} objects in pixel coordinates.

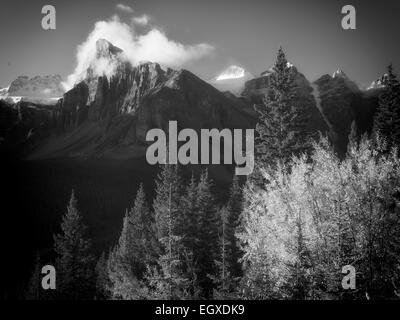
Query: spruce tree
[
  {"left": 94, "top": 252, "right": 110, "bottom": 299},
  {"left": 124, "top": 184, "right": 156, "bottom": 278},
  {"left": 107, "top": 184, "right": 156, "bottom": 299},
  {"left": 255, "top": 47, "right": 307, "bottom": 169},
  {"left": 374, "top": 64, "right": 400, "bottom": 149},
  {"left": 153, "top": 165, "right": 184, "bottom": 242},
  {"left": 180, "top": 173, "right": 202, "bottom": 297},
  {"left": 211, "top": 206, "right": 238, "bottom": 299},
  {"left": 195, "top": 169, "right": 219, "bottom": 298},
  {"left": 53, "top": 190, "right": 95, "bottom": 299},
  {"left": 147, "top": 164, "right": 189, "bottom": 299},
  {"left": 225, "top": 175, "right": 243, "bottom": 278},
  {"left": 180, "top": 174, "right": 199, "bottom": 257}
]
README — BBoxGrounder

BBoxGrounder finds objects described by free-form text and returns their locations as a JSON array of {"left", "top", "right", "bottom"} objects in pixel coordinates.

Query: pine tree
[
  {"left": 195, "top": 169, "right": 219, "bottom": 298},
  {"left": 107, "top": 243, "right": 148, "bottom": 299},
  {"left": 225, "top": 175, "right": 243, "bottom": 278},
  {"left": 53, "top": 190, "right": 95, "bottom": 299},
  {"left": 255, "top": 47, "right": 308, "bottom": 169},
  {"left": 124, "top": 184, "right": 156, "bottom": 278},
  {"left": 153, "top": 165, "right": 184, "bottom": 242},
  {"left": 107, "top": 184, "right": 156, "bottom": 299},
  {"left": 211, "top": 206, "right": 238, "bottom": 299},
  {"left": 180, "top": 174, "right": 199, "bottom": 258},
  {"left": 94, "top": 252, "right": 110, "bottom": 299},
  {"left": 180, "top": 173, "right": 202, "bottom": 297},
  {"left": 147, "top": 164, "right": 189, "bottom": 299},
  {"left": 374, "top": 64, "right": 400, "bottom": 149}
]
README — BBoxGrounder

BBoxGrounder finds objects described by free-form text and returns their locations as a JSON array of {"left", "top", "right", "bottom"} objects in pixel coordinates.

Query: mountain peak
[
  {"left": 95, "top": 39, "right": 123, "bottom": 59},
  {"left": 332, "top": 69, "right": 348, "bottom": 79},
  {"left": 366, "top": 74, "right": 388, "bottom": 90}
]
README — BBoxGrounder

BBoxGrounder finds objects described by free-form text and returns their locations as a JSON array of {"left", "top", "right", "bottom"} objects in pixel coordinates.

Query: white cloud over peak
[
  {"left": 63, "top": 16, "right": 214, "bottom": 90},
  {"left": 116, "top": 4, "right": 134, "bottom": 14}
]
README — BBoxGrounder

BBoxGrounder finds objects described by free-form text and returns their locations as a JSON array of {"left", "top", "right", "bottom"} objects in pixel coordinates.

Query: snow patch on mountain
[
  {"left": 209, "top": 65, "right": 254, "bottom": 96},
  {"left": 216, "top": 65, "right": 246, "bottom": 81}
]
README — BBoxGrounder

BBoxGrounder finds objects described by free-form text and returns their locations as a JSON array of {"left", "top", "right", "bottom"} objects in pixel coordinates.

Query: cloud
[
  {"left": 63, "top": 16, "right": 214, "bottom": 90},
  {"left": 132, "top": 14, "right": 150, "bottom": 26},
  {"left": 116, "top": 4, "right": 134, "bottom": 14}
]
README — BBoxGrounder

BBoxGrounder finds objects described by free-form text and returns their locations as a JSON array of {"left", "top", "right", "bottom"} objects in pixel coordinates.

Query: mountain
[
  {"left": 367, "top": 74, "right": 388, "bottom": 90},
  {"left": 0, "top": 40, "right": 384, "bottom": 160},
  {"left": 0, "top": 74, "right": 64, "bottom": 105},
  {"left": 240, "top": 64, "right": 383, "bottom": 155},
  {"left": 7, "top": 74, "right": 64, "bottom": 98},
  {"left": 331, "top": 68, "right": 360, "bottom": 92},
  {"left": 241, "top": 63, "right": 329, "bottom": 137},
  {"left": 2, "top": 39, "right": 255, "bottom": 160},
  {"left": 313, "top": 70, "right": 382, "bottom": 154},
  {"left": 208, "top": 65, "right": 254, "bottom": 96}
]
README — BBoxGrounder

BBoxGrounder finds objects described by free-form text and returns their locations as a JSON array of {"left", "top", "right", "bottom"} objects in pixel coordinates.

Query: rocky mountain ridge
[{"left": 0, "top": 39, "right": 386, "bottom": 159}]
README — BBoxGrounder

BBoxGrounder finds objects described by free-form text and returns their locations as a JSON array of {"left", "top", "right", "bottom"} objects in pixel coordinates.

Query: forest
[{"left": 25, "top": 49, "right": 400, "bottom": 300}]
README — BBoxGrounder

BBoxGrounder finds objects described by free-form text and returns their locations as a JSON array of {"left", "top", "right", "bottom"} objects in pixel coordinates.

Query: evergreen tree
[
  {"left": 153, "top": 165, "right": 184, "bottom": 242},
  {"left": 107, "top": 184, "right": 156, "bottom": 299},
  {"left": 94, "top": 252, "right": 110, "bottom": 299},
  {"left": 107, "top": 244, "right": 148, "bottom": 299},
  {"left": 255, "top": 47, "right": 308, "bottom": 169},
  {"left": 53, "top": 190, "right": 95, "bottom": 299},
  {"left": 147, "top": 164, "right": 189, "bottom": 299},
  {"left": 374, "top": 64, "right": 400, "bottom": 149},
  {"left": 195, "top": 169, "right": 219, "bottom": 298},
  {"left": 211, "top": 206, "right": 238, "bottom": 299},
  {"left": 180, "top": 174, "right": 199, "bottom": 256},
  {"left": 124, "top": 184, "right": 156, "bottom": 278},
  {"left": 225, "top": 175, "right": 244, "bottom": 278},
  {"left": 180, "top": 173, "right": 202, "bottom": 297}
]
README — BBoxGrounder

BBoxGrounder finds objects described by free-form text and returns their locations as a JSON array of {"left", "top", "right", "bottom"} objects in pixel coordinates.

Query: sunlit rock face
[
  {"left": 7, "top": 75, "right": 64, "bottom": 99},
  {"left": 1, "top": 39, "right": 255, "bottom": 160}
]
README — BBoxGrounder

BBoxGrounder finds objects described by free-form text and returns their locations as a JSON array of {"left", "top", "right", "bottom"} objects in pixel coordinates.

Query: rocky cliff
[{"left": 23, "top": 39, "right": 255, "bottom": 159}]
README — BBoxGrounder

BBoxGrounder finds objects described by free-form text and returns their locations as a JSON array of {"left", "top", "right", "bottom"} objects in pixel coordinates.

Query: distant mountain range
[
  {"left": 0, "top": 74, "right": 64, "bottom": 105},
  {"left": 0, "top": 39, "right": 386, "bottom": 159}
]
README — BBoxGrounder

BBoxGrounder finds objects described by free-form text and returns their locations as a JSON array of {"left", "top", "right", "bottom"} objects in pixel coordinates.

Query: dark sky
[{"left": 0, "top": 0, "right": 399, "bottom": 88}]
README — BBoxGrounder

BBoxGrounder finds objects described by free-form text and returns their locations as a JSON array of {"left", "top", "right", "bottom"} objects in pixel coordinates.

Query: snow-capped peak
[
  {"left": 332, "top": 69, "right": 347, "bottom": 79},
  {"left": 367, "top": 74, "right": 388, "bottom": 90},
  {"left": 216, "top": 65, "right": 246, "bottom": 81}
]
